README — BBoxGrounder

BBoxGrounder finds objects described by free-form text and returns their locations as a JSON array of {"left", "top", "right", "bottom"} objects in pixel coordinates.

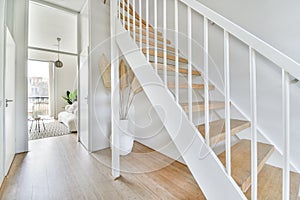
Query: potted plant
[
  {"left": 62, "top": 89, "right": 77, "bottom": 105},
  {"left": 117, "top": 59, "right": 142, "bottom": 155},
  {"left": 99, "top": 55, "right": 142, "bottom": 155}
]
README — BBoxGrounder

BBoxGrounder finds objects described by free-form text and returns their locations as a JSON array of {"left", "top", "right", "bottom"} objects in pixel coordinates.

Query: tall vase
[
  {"left": 119, "top": 119, "right": 134, "bottom": 155},
  {"left": 111, "top": 119, "right": 134, "bottom": 156}
]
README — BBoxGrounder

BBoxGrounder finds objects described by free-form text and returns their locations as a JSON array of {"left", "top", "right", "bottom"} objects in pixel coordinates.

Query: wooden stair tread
[
  {"left": 143, "top": 49, "right": 188, "bottom": 64},
  {"left": 122, "top": 0, "right": 153, "bottom": 29},
  {"left": 120, "top": 13, "right": 144, "bottom": 28},
  {"left": 125, "top": 24, "right": 163, "bottom": 38},
  {"left": 218, "top": 140, "right": 275, "bottom": 192},
  {"left": 137, "top": 38, "right": 178, "bottom": 54},
  {"left": 151, "top": 63, "right": 201, "bottom": 76},
  {"left": 120, "top": 2, "right": 149, "bottom": 28},
  {"left": 181, "top": 101, "right": 225, "bottom": 112},
  {"left": 133, "top": 33, "right": 171, "bottom": 44},
  {"left": 245, "top": 164, "right": 300, "bottom": 199},
  {"left": 119, "top": 4, "right": 163, "bottom": 37},
  {"left": 197, "top": 119, "right": 251, "bottom": 146},
  {"left": 168, "top": 83, "right": 215, "bottom": 90}
]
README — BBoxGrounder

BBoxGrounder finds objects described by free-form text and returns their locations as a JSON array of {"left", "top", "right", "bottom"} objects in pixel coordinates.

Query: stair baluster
[
  {"left": 122, "top": 0, "right": 125, "bottom": 27},
  {"left": 163, "top": 0, "right": 167, "bottom": 86},
  {"left": 282, "top": 69, "right": 291, "bottom": 200},
  {"left": 187, "top": 6, "right": 193, "bottom": 121},
  {"left": 146, "top": 0, "right": 150, "bottom": 62},
  {"left": 127, "top": 0, "right": 130, "bottom": 34},
  {"left": 132, "top": 0, "right": 136, "bottom": 42},
  {"left": 174, "top": 0, "right": 179, "bottom": 103},
  {"left": 111, "top": 0, "right": 121, "bottom": 179},
  {"left": 203, "top": 16, "right": 210, "bottom": 146},
  {"left": 138, "top": 0, "right": 142, "bottom": 49},
  {"left": 249, "top": 47, "right": 258, "bottom": 199},
  {"left": 224, "top": 30, "right": 231, "bottom": 176},
  {"left": 154, "top": 0, "right": 158, "bottom": 73}
]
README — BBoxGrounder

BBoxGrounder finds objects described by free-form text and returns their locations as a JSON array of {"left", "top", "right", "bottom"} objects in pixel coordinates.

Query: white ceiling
[{"left": 41, "top": 0, "right": 87, "bottom": 12}]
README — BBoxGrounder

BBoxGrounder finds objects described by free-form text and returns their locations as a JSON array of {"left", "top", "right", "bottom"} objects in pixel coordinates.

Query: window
[{"left": 28, "top": 60, "right": 51, "bottom": 117}]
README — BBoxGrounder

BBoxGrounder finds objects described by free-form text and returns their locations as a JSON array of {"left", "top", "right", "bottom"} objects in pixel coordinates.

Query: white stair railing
[
  {"left": 249, "top": 47, "right": 258, "bottom": 199},
  {"left": 110, "top": 0, "right": 120, "bottom": 179},
  {"left": 282, "top": 69, "right": 290, "bottom": 200},
  {"left": 111, "top": 0, "right": 300, "bottom": 199},
  {"left": 224, "top": 30, "right": 231, "bottom": 176}
]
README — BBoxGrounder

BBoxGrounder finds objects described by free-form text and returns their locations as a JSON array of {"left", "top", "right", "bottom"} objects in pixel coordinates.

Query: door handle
[{"left": 5, "top": 99, "right": 13, "bottom": 107}]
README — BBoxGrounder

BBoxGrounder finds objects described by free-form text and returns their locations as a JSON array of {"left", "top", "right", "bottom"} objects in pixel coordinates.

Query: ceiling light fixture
[{"left": 55, "top": 37, "right": 63, "bottom": 68}]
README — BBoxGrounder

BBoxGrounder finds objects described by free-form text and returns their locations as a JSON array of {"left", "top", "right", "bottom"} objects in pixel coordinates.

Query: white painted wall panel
[
  {"left": 13, "top": 0, "right": 29, "bottom": 153},
  {"left": 89, "top": 0, "right": 111, "bottom": 151},
  {"left": 79, "top": 1, "right": 90, "bottom": 150}
]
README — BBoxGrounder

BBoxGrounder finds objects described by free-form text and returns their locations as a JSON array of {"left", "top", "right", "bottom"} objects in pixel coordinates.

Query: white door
[
  {"left": 79, "top": 48, "right": 89, "bottom": 150},
  {"left": 4, "top": 27, "right": 16, "bottom": 175},
  {"left": 0, "top": 0, "right": 5, "bottom": 185}
]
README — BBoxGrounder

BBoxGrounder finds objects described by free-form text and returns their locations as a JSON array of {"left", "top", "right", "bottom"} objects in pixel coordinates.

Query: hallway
[{"left": 0, "top": 135, "right": 204, "bottom": 200}]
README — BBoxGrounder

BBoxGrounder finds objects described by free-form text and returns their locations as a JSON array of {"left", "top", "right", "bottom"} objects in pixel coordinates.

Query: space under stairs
[{"left": 110, "top": 0, "right": 300, "bottom": 199}]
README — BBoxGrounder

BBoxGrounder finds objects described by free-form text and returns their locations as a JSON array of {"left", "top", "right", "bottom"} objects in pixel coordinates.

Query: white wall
[
  {"left": 79, "top": 1, "right": 89, "bottom": 52},
  {"left": 134, "top": 93, "right": 184, "bottom": 163},
  {"left": 5, "top": 0, "right": 14, "bottom": 34},
  {"left": 13, "top": 0, "right": 29, "bottom": 153},
  {"left": 78, "top": 1, "right": 89, "bottom": 149},
  {"left": 89, "top": 0, "right": 111, "bottom": 151},
  {"left": 197, "top": 0, "right": 300, "bottom": 63},
  {"left": 79, "top": 0, "right": 111, "bottom": 152}
]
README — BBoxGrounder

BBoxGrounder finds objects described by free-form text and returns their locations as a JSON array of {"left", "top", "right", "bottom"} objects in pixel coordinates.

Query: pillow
[
  {"left": 72, "top": 102, "right": 78, "bottom": 111},
  {"left": 65, "top": 105, "right": 72, "bottom": 112},
  {"left": 72, "top": 101, "right": 78, "bottom": 114}
]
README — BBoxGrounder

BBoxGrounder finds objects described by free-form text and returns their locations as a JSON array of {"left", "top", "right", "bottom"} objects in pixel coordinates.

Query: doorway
[{"left": 27, "top": 1, "right": 79, "bottom": 141}]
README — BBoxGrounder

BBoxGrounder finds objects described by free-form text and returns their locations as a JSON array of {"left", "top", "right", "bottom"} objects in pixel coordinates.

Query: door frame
[
  {"left": 0, "top": 0, "right": 6, "bottom": 187},
  {"left": 26, "top": 0, "right": 81, "bottom": 146}
]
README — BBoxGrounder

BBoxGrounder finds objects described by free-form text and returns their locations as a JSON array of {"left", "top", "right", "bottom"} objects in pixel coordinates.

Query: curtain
[{"left": 48, "top": 62, "right": 55, "bottom": 117}]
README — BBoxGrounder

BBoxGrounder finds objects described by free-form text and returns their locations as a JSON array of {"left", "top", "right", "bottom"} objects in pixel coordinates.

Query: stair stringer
[{"left": 115, "top": 21, "right": 246, "bottom": 200}]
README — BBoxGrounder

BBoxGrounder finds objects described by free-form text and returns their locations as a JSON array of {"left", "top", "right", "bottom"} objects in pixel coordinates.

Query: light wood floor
[{"left": 0, "top": 134, "right": 205, "bottom": 200}]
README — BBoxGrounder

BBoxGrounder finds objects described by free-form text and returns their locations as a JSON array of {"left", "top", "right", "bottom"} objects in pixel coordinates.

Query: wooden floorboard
[{"left": 0, "top": 134, "right": 205, "bottom": 200}]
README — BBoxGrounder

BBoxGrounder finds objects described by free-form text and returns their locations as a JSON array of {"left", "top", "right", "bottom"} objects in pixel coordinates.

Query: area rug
[{"left": 28, "top": 121, "right": 70, "bottom": 140}]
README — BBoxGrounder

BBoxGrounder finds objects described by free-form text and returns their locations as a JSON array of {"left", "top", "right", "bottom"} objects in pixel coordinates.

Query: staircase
[{"left": 110, "top": 0, "right": 300, "bottom": 199}]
